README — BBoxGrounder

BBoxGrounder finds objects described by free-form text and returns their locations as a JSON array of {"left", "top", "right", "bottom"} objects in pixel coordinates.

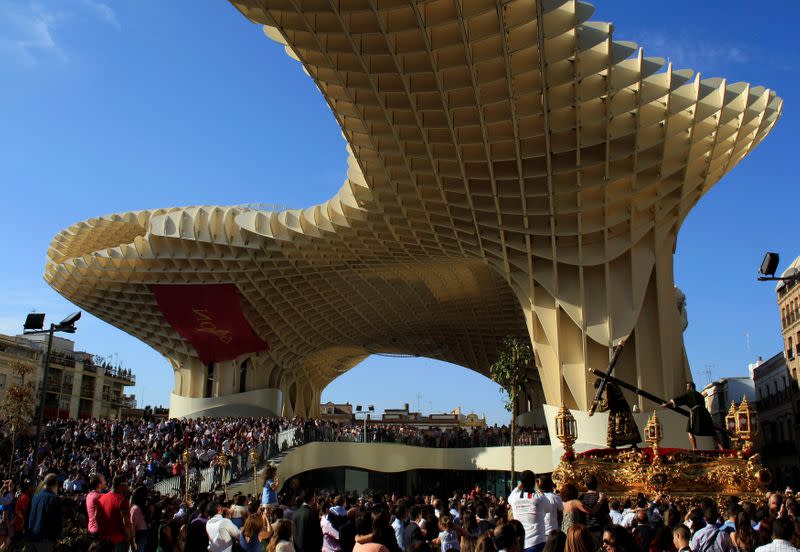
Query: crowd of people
[
  {"left": 288, "top": 421, "right": 549, "bottom": 448},
  {"left": 0, "top": 415, "right": 796, "bottom": 552},
  {"left": 3, "top": 465, "right": 800, "bottom": 552},
  {"left": 3, "top": 417, "right": 291, "bottom": 491},
  {"left": 0, "top": 417, "right": 549, "bottom": 494}
]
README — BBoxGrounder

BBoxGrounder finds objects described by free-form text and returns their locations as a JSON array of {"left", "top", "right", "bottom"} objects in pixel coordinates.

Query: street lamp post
[
  {"left": 22, "top": 312, "right": 81, "bottom": 449},
  {"left": 355, "top": 405, "right": 375, "bottom": 443}
]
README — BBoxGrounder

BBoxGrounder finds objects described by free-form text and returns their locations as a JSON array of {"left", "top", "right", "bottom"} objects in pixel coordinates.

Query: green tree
[
  {"left": 0, "top": 361, "right": 37, "bottom": 472},
  {"left": 489, "top": 336, "right": 533, "bottom": 486}
]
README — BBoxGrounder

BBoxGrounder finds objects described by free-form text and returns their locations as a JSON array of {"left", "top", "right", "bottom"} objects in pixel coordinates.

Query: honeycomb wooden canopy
[{"left": 45, "top": 0, "right": 782, "bottom": 418}]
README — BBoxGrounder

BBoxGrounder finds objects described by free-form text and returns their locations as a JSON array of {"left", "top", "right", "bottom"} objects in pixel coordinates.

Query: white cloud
[
  {"left": 0, "top": 1, "right": 66, "bottom": 65},
  {"left": 0, "top": 0, "right": 120, "bottom": 66},
  {"left": 634, "top": 29, "right": 751, "bottom": 72},
  {"left": 81, "top": 0, "right": 119, "bottom": 30}
]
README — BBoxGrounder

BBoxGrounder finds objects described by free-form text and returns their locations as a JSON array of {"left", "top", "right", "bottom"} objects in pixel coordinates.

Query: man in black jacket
[
  {"left": 27, "top": 474, "right": 62, "bottom": 552},
  {"left": 293, "top": 491, "right": 323, "bottom": 552},
  {"left": 476, "top": 503, "right": 494, "bottom": 535},
  {"left": 403, "top": 505, "right": 425, "bottom": 552}
]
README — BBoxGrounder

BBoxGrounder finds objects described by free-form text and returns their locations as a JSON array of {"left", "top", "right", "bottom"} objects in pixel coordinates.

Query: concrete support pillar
[
  {"left": 92, "top": 373, "right": 105, "bottom": 418},
  {"left": 69, "top": 370, "right": 82, "bottom": 418}
]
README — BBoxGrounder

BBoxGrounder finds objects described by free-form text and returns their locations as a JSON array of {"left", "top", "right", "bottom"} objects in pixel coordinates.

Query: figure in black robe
[
  {"left": 594, "top": 379, "right": 641, "bottom": 448},
  {"left": 662, "top": 381, "right": 722, "bottom": 450}
]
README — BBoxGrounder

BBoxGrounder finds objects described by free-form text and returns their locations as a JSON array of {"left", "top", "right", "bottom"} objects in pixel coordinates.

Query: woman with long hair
[
  {"left": 240, "top": 512, "right": 265, "bottom": 552},
  {"left": 269, "top": 519, "right": 296, "bottom": 552},
  {"left": 475, "top": 532, "right": 497, "bottom": 552},
  {"left": 353, "top": 510, "right": 390, "bottom": 552},
  {"left": 731, "top": 512, "right": 758, "bottom": 552},
  {"left": 262, "top": 465, "right": 280, "bottom": 507},
  {"left": 130, "top": 486, "right": 150, "bottom": 552},
  {"left": 461, "top": 510, "right": 480, "bottom": 538},
  {"left": 461, "top": 534, "right": 478, "bottom": 552},
  {"left": 559, "top": 485, "right": 605, "bottom": 533},
  {"left": 565, "top": 525, "right": 595, "bottom": 552},
  {"left": 601, "top": 525, "right": 636, "bottom": 552}
]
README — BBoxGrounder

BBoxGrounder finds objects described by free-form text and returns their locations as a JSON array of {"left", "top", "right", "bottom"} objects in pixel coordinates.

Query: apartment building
[{"left": 0, "top": 332, "right": 136, "bottom": 420}]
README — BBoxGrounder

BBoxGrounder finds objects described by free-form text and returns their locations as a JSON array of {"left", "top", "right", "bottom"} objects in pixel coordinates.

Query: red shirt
[
  {"left": 87, "top": 490, "right": 102, "bottom": 534},
  {"left": 98, "top": 491, "right": 131, "bottom": 544},
  {"left": 14, "top": 493, "right": 30, "bottom": 534}
]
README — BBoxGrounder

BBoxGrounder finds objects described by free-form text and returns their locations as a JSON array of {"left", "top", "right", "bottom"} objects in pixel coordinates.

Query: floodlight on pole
[
  {"left": 23, "top": 313, "right": 45, "bottom": 331},
  {"left": 57, "top": 311, "right": 81, "bottom": 331},
  {"left": 757, "top": 252, "right": 800, "bottom": 283},
  {"left": 21, "top": 311, "right": 82, "bottom": 449}
]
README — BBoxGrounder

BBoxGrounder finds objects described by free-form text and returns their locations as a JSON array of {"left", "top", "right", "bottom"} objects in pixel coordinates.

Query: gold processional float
[{"left": 551, "top": 395, "right": 771, "bottom": 504}]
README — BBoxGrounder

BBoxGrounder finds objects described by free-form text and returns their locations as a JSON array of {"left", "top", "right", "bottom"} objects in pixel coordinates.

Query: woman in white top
[{"left": 270, "top": 519, "right": 296, "bottom": 552}]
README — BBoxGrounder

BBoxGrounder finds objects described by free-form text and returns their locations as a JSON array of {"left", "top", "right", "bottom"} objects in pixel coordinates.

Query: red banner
[{"left": 149, "top": 284, "right": 268, "bottom": 364}]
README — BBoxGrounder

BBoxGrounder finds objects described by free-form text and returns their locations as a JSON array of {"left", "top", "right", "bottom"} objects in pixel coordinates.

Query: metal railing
[
  {"left": 142, "top": 423, "right": 550, "bottom": 498},
  {"left": 152, "top": 433, "right": 280, "bottom": 496},
  {"left": 270, "top": 424, "right": 550, "bottom": 449}
]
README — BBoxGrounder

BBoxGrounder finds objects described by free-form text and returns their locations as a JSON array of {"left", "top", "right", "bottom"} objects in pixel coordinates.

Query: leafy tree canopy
[{"left": 489, "top": 336, "right": 533, "bottom": 411}]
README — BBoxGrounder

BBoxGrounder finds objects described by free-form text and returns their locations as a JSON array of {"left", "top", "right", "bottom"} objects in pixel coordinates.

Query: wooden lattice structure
[{"left": 45, "top": 0, "right": 782, "bottom": 417}]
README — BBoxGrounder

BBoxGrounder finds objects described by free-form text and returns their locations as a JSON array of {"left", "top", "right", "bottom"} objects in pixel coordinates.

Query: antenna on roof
[{"left": 703, "top": 364, "right": 713, "bottom": 385}]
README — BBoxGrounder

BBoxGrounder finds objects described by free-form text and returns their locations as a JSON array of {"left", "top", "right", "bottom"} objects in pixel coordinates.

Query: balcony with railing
[
  {"left": 101, "top": 365, "right": 136, "bottom": 384},
  {"left": 757, "top": 388, "right": 794, "bottom": 412},
  {"left": 49, "top": 350, "right": 76, "bottom": 368},
  {"left": 784, "top": 306, "right": 800, "bottom": 328}
]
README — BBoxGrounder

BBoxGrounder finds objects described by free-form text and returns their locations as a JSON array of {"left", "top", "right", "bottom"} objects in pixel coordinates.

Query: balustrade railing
[{"left": 144, "top": 423, "right": 549, "bottom": 498}]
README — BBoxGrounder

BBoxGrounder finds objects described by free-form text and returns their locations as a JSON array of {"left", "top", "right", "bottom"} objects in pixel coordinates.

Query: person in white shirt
[
  {"left": 755, "top": 518, "right": 799, "bottom": 552},
  {"left": 508, "top": 470, "right": 547, "bottom": 552},
  {"left": 537, "top": 475, "right": 562, "bottom": 536},
  {"left": 206, "top": 502, "right": 242, "bottom": 552},
  {"left": 392, "top": 503, "right": 408, "bottom": 550},
  {"left": 609, "top": 499, "right": 624, "bottom": 526}
]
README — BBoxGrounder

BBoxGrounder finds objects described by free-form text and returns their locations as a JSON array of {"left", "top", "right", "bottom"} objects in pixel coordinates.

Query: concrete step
[{"left": 226, "top": 450, "right": 289, "bottom": 498}]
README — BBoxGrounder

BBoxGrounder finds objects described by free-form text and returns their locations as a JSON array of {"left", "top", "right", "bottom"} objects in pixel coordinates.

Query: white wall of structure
[{"left": 169, "top": 387, "right": 282, "bottom": 418}]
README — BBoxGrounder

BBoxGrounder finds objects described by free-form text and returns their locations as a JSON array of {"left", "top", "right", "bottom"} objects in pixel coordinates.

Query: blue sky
[{"left": 1, "top": 0, "right": 797, "bottom": 425}]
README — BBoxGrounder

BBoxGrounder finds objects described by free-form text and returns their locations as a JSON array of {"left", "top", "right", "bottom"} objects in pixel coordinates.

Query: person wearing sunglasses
[{"left": 601, "top": 526, "right": 635, "bottom": 552}]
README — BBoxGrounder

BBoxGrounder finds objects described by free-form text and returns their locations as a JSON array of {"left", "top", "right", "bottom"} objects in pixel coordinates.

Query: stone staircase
[{"left": 226, "top": 449, "right": 290, "bottom": 497}]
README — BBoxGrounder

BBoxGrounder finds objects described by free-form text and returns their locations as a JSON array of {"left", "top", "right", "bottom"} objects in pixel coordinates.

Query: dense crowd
[
  {"left": 3, "top": 465, "right": 800, "bottom": 552},
  {"left": 3, "top": 417, "right": 291, "bottom": 491},
  {"left": 3, "top": 416, "right": 795, "bottom": 552},
  {"left": 0, "top": 417, "right": 549, "bottom": 493},
  {"left": 291, "top": 422, "right": 549, "bottom": 448}
]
